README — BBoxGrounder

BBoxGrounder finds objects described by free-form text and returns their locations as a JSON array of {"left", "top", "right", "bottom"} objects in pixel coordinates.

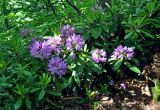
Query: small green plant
[{"left": 152, "top": 79, "right": 160, "bottom": 101}]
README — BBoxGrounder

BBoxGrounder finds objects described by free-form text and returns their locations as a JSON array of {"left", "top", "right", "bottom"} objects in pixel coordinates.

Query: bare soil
[{"left": 96, "top": 80, "right": 160, "bottom": 110}]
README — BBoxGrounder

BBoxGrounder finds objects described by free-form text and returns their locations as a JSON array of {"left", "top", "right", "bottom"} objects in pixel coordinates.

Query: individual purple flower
[
  {"left": 30, "top": 40, "right": 52, "bottom": 59},
  {"left": 45, "top": 37, "right": 63, "bottom": 54},
  {"left": 48, "top": 57, "right": 67, "bottom": 77},
  {"left": 111, "top": 45, "right": 134, "bottom": 60},
  {"left": 66, "top": 34, "right": 85, "bottom": 51},
  {"left": 20, "top": 28, "right": 33, "bottom": 37},
  {"left": 60, "top": 24, "right": 75, "bottom": 38},
  {"left": 91, "top": 49, "right": 107, "bottom": 63},
  {"left": 120, "top": 82, "right": 127, "bottom": 89}
]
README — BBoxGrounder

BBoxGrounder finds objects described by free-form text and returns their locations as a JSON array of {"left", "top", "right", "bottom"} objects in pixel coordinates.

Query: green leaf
[
  {"left": 72, "top": 71, "right": 80, "bottom": 86},
  {"left": 67, "top": 52, "right": 74, "bottom": 63},
  {"left": 74, "top": 75, "right": 80, "bottom": 86},
  {"left": 92, "top": 64, "right": 102, "bottom": 74},
  {"left": 129, "top": 66, "right": 141, "bottom": 74},
  {"left": 14, "top": 98, "right": 22, "bottom": 110},
  {"left": 47, "top": 90, "right": 62, "bottom": 96},
  {"left": 30, "top": 88, "right": 41, "bottom": 93},
  {"left": 151, "top": 21, "right": 160, "bottom": 28},
  {"left": 68, "top": 76, "right": 73, "bottom": 86},
  {"left": 147, "top": 1, "right": 156, "bottom": 12},
  {"left": 38, "top": 89, "right": 45, "bottom": 100},
  {"left": 83, "top": 30, "right": 91, "bottom": 40},
  {"left": 125, "top": 62, "right": 141, "bottom": 74},
  {"left": 140, "top": 30, "right": 154, "bottom": 38},
  {"left": 131, "top": 58, "right": 139, "bottom": 65},
  {"left": 62, "top": 78, "right": 69, "bottom": 89},
  {"left": 113, "top": 59, "right": 123, "bottom": 70},
  {"left": 25, "top": 98, "right": 31, "bottom": 109},
  {"left": 102, "top": 24, "right": 109, "bottom": 32},
  {"left": 108, "top": 58, "right": 117, "bottom": 62},
  {"left": 52, "top": 91, "right": 62, "bottom": 96},
  {"left": 136, "top": 8, "right": 147, "bottom": 16},
  {"left": 91, "top": 27, "right": 102, "bottom": 39},
  {"left": 124, "top": 31, "right": 134, "bottom": 39},
  {"left": 23, "top": 70, "right": 32, "bottom": 76}
]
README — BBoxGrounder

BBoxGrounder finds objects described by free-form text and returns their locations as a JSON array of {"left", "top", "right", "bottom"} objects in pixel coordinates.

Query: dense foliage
[{"left": 0, "top": 0, "right": 160, "bottom": 109}]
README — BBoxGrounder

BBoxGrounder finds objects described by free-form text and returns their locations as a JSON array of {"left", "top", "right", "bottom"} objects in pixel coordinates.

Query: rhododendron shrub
[
  {"left": 28, "top": 25, "right": 107, "bottom": 97},
  {"left": 28, "top": 24, "right": 140, "bottom": 100}
]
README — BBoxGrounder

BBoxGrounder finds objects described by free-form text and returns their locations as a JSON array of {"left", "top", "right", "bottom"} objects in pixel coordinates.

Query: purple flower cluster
[
  {"left": 48, "top": 57, "right": 67, "bottom": 77},
  {"left": 30, "top": 36, "right": 64, "bottom": 59},
  {"left": 91, "top": 49, "right": 107, "bottom": 63},
  {"left": 29, "top": 24, "right": 86, "bottom": 77},
  {"left": 60, "top": 24, "right": 85, "bottom": 51},
  {"left": 30, "top": 40, "right": 52, "bottom": 59},
  {"left": 66, "top": 34, "right": 85, "bottom": 51},
  {"left": 111, "top": 45, "right": 134, "bottom": 60},
  {"left": 45, "top": 37, "right": 63, "bottom": 54},
  {"left": 60, "top": 24, "right": 75, "bottom": 38}
]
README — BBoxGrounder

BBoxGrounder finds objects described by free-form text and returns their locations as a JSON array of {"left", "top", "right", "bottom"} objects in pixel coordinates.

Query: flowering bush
[
  {"left": 0, "top": 0, "right": 160, "bottom": 109},
  {"left": 27, "top": 24, "right": 140, "bottom": 103}
]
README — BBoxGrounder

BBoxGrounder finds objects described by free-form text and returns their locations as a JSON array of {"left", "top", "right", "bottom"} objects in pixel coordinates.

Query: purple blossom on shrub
[
  {"left": 30, "top": 40, "right": 52, "bottom": 59},
  {"left": 111, "top": 45, "right": 134, "bottom": 60},
  {"left": 45, "top": 37, "right": 63, "bottom": 54},
  {"left": 66, "top": 34, "right": 84, "bottom": 51},
  {"left": 60, "top": 24, "right": 75, "bottom": 38},
  {"left": 91, "top": 49, "right": 107, "bottom": 63},
  {"left": 120, "top": 82, "right": 127, "bottom": 89},
  {"left": 20, "top": 28, "right": 33, "bottom": 37},
  {"left": 48, "top": 57, "right": 67, "bottom": 77}
]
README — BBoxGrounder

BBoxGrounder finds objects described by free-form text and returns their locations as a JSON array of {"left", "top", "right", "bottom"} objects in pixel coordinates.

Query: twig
[
  {"left": 61, "top": 96, "right": 82, "bottom": 100},
  {"left": 46, "top": 0, "right": 57, "bottom": 15},
  {"left": 46, "top": 98, "right": 64, "bottom": 109},
  {"left": 66, "top": 0, "right": 81, "bottom": 15}
]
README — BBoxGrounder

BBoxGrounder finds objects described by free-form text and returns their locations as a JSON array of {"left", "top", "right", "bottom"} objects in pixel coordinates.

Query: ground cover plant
[{"left": 0, "top": 0, "right": 160, "bottom": 109}]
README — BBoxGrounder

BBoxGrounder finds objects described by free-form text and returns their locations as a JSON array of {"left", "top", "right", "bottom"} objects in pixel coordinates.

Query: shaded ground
[
  {"left": 61, "top": 79, "right": 160, "bottom": 110},
  {"left": 62, "top": 80, "right": 160, "bottom": 110},
  {"left": 96, "top": 80, "right": 160, "bottom": 110},
  {"left": 97, "top": 97, "right": 160, "bottom": 110}
]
